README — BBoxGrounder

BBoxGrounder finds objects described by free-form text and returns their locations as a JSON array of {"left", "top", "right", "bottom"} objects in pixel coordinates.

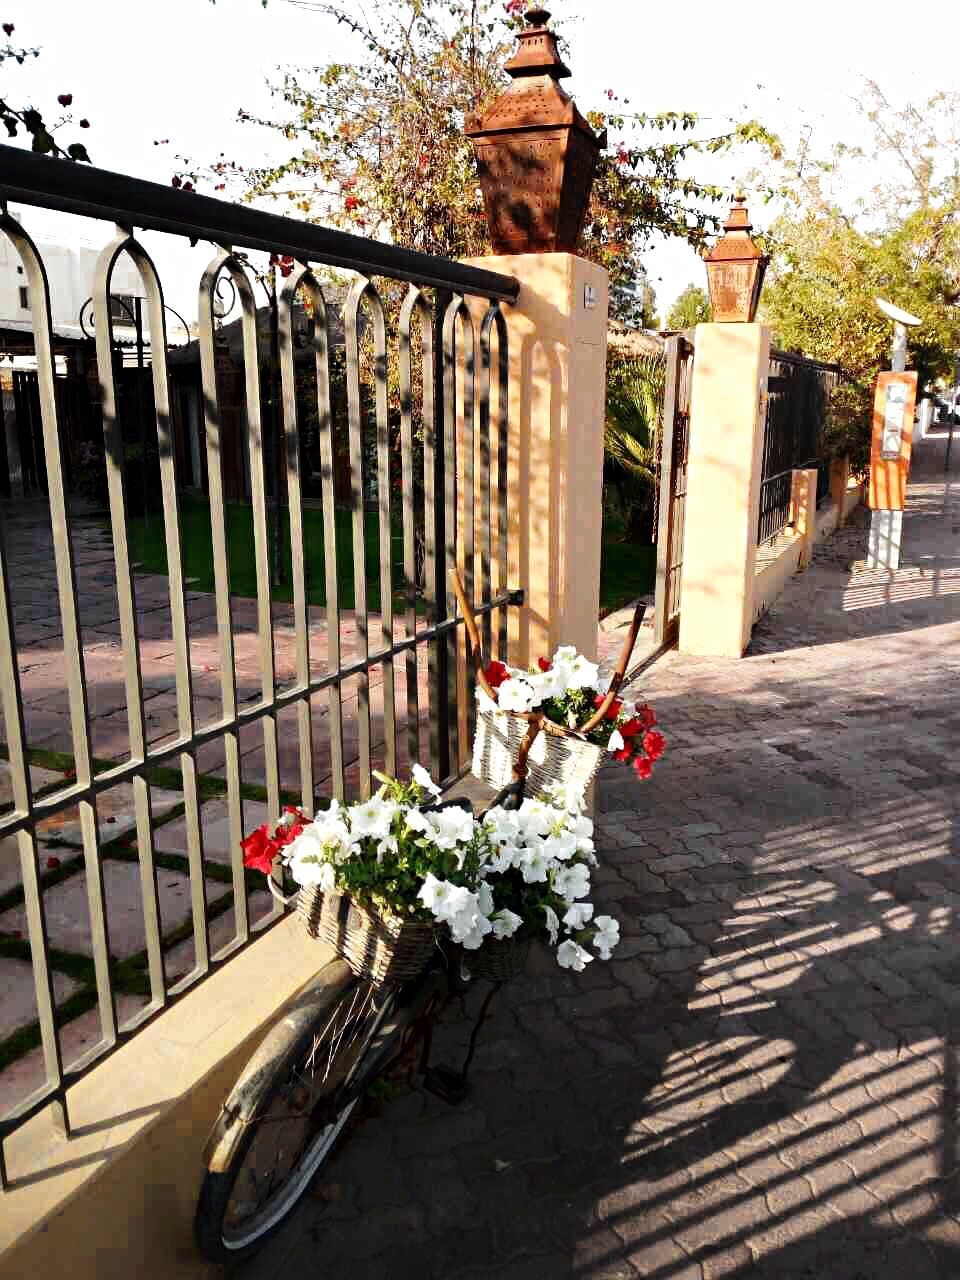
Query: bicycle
[{"left": 193, "top": 780, "right": 525, "bottom": 1264}]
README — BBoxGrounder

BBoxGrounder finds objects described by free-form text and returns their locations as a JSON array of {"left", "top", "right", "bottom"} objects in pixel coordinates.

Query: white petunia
[
  {"left": 288, "top": 851, "right": 337, "bottom": 891},
  {"left": 418, "top": 874, "right": 473, "bottom": 924},
  {"left": 477, "top": 687, "right": 502, "bottom": 715},
  {"left": 543, "top": 830, "right": 579, "bottom": 862},
  {"left": 376, "top": 834, "right": 398, "bottom": 863},
  {"left": 553, "top": 862, "right": 591, "bottom": 902},
  {"left": 563, "top": 901, "right": 594, "bottom": 931},
  {"left": 543, "top": 905, "right": 560, "bottom": 945},
  {"left": 491, "top": 909, "right": 523, "bottom": 939},
  {"left": 543, "top": 779, "right": 586, "bottom": 814},
  {"left": 497, "top": 676, "right": 539, "bottom": 713},
  {"left": 426, "top": 806, "right": 476, "bottom": 853},
  {"left": 566, "top": 654, "right": 600, "bottom": 690},
  {"left": 592, "top": 915, "right": 620, "bottom": 960},
  {"left": 607, "top": 729, "right": 625, "bottom": 754},
  {"left": 519, "top": 847, "right": 550, "bottom": 884},
  {"left": 556, "top": 939, "right": 593, "bottom": 971},
  {"left": 412, "top": 763, "right": 441, "bottom": 798},
  {"left": 348, "top": 794, "right": 397, "bottom": 840}
]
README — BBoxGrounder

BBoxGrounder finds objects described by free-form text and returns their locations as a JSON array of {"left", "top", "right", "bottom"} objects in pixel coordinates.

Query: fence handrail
[
  {"left": 770, "top": 348, "right": 844, "bottom": 377},
  {"left": 0, "top": 144, "right": 520, "bottom": 303}
]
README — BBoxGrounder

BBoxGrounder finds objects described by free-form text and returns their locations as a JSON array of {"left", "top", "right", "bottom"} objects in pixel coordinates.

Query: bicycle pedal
[{"left": 424, "top": 1065, "right": 470, "bottom": 1105}]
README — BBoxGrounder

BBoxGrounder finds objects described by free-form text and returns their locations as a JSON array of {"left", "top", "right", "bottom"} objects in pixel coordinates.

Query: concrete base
[{"left": 866, "top": 508, "right": 903, "bottom": 570}]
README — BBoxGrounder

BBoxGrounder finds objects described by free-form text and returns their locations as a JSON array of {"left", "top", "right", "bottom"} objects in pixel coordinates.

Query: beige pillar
[
  {"left": 830, "top": 455, "right": 851, "bottom": 527},
  {"left": 462, "top": 253, "right": 609, "bottom": 664},
  {"left": 790, "top": 466, "right": 818, "bottom": 568},
  {"left": 679, "top": 322, "right": 771, "bottom": 659}
]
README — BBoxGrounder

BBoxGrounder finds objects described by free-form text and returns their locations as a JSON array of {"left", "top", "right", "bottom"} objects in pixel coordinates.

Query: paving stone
[
  {"left": 153, "top": 796, "right": 269, "bottom": 865},
  {"left": 35, "top": 783, "right": 183, "bottom": 849},
  {"left": 0, "top": 957, "right": 81, "bottom": 1041},
  {"left": 0, "top": 859, "right": 231, "bottom": 960}
]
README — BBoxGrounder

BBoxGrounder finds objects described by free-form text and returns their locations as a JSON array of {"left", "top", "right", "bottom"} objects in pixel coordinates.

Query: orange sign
[{"left": 868, "top": 371, "right": 918, "bottom": 511}]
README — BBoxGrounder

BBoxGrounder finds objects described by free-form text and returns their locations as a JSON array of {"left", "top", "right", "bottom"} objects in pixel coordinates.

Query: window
[
  {"left": 109, "top": 294, "right": 140, "bottom": 325},
  {"left": 18, "top": 285, "right": 29, "bottom": 311}
]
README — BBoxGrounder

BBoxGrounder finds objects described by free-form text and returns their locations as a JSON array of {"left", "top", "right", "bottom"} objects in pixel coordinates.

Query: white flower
[
  {"left": 286, "top": 820, "right": 356, "bottom": 867},
  {"left": 485, "top": 845, "right": 520, "bottom": 874},
  {"left": 405, "top": 808, "right": 432, "bottom": 836},
  {"left": 484, "top": 808, "right": 522, "bottom": 846},
  {"left": 557, "top": 940, "right": 593, "bottom": 971},
  {"left": 529, "top": 667, "right": 566, "bottom": 702},
  {"left": 456, "top": 912, "right": 493, "bottom": 949},
  {"left": 376, "top": 834, "right": 398, "bottom": 863},
  {"left": 418, "top": 874, "right": 473, "bottom": 923},
  {"left": 491, "top": 909, "right": 523, "bottom": 939},
  {"left": 566, "top": 654, "right": 600, "bottom": 690},
  {"left": 497, "top": 676, "right": 539, "bottom": 713},
  {"left": 607, "top": 728, "right": 625, "bottom": 754},
  {"left": 519, "top": 847, "right": 550, "bottom": 883},
  {"left": 553, "top": 645, "right": 578, "bottom": 664},
  {"left": 348, "top": 794, "right": 397, "bottom": 840},
  {"left": 563, "top": 902, "right": 594, "bottom": 931},
  {"left": 593, "top": 915, "right": 620, "bottom": 960},
  {"left": 412, "top": 763, "right": 441, "bottom": 798},
  {"left": 543, "top": 830, "right": 579, "bottom": 862},
  {"left": 553, "top": 862, "right": 591, "bottom": 902},
  {"left": 543, "top": 779, "right": 586, "bottom": 814},
  {"left": 517, "top": 798, "right": 553, "bottom": 838},
  {"left": 567, "top": 709, "right": 578, "bottom": 729},
  {"left": 288, "top": 851, "right": 337, "bottom": 891},
  {"left": 425, "top": 806, "right": 476, "bottom": 853},
  {"left": 543, "top": 905, "right": 560, "bottom": 945}
]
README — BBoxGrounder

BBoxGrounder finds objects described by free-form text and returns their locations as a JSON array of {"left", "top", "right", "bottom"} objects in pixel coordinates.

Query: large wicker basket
[
  {"left": 468, "top": 933, "right": 532, "bottom": 983},
  {"left": 472, "top": 707, "right": 605, "bottom": 798},
  {"left": 297, "top": 887, "right": 437, "bottom": 987}
]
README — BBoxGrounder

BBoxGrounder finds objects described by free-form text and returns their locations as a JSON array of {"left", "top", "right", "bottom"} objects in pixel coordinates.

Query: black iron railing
[
  {"left": 757, "top": 351, "right": 842, "bottom": 545},
  {"left": 0, "top": 144, "right": 519, "bottom": 1169}
]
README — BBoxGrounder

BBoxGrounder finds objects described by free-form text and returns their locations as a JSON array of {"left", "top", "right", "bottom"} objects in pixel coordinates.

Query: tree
[
  {"left": 193, "top": 0, "right": 776, "bottom": 324},
  {"left": 603, "top": 350, "right": 665, "bottom": 541},
  {"left": 666, "top": 284, "right": 710, "bottom": 330},
  {"left": 0, "top": 20, "right": 90, "bottom": 160},
  {"left": 757, "top": 82, "right": 960, "bottom": 465}
]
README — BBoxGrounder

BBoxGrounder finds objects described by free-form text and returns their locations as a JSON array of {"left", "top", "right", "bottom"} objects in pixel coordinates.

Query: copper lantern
[
  {"left": 704, "top": 195, "right": 769, "bottom": 323},
  {"left": 465, "top": 6, "right": 603, "bottom": 255}
]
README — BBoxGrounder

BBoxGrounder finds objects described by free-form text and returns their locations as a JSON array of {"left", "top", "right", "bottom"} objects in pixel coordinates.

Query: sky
[{"left": 4, "top": 0, "right": 960, "bottom": 325}]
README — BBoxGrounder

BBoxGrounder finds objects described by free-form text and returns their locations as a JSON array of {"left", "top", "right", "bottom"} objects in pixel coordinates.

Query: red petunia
[
  {"left": 633, "top": 756, "right": 653, "bottom": 781},
  {"left": 613, "top": 745, "right": 633, "bottom": 763},
  {"left": 619, "top": 717, "right": 642, "bottom": 739},
  {"left": 634, "top": 703, "right": 657, "bottom": 729},
  {"left": 593, "top": 694, "right": 624, "bottom": 721},
  {"left": 241, "top": 824, "right": 276, "bottom": 875},
  {"left": 643, "top": 730, "right": 666, "bottom": 761},
  {"left": 46, "top": 856, "right": 62, "bottom": 871},
  {"left": 537, "top": 657, "right": 552, "bottom": 672},
  {"left": 484, "top": 660, "right": 509, "bottom": 689}
]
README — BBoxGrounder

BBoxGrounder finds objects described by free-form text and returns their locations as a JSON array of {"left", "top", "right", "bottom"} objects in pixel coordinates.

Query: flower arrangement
[
  {"left": 241, "top": 767, "right": 620, "bottom": 970},
  {"left": 480, "top": 644, "right": 666, "bottom": 782}
]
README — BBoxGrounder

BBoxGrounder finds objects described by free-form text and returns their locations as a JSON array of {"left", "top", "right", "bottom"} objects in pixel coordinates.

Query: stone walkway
[{"left": 234, "top": 428, "right": 960, "bottom": 1278}]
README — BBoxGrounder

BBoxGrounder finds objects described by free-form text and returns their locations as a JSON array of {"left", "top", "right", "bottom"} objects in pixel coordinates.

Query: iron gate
[{"left": 653, "top": 334, "right": 694, "bottom": 647}]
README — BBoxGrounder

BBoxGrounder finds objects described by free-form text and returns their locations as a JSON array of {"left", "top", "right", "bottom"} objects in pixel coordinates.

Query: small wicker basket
[
  {"left": 468, "top": 933, "right": 532, "bottom": 983},
  {"left": 472, "top": 707, "right": 605, "bottom": 799},
  {"left": 297, "top": 887, "right": 437, "bottom": 987}
]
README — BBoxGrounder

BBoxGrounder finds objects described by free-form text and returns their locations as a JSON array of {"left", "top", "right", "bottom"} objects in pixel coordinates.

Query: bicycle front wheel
[{"left": 194, "top": 965, "right": 392, "bottom": 1263}]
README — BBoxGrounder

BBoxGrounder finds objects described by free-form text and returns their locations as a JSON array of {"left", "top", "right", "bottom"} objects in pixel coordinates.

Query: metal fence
[
  {"left": 0, "top": 144, "right": 518, "bottom": 1174},
  {"left": 757, "top": 350, "right": 842, "bottom": 545}
]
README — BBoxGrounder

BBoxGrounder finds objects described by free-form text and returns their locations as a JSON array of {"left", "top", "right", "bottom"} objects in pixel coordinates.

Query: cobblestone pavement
[{"left": 236, "top": 430, "right": 960, "bottom": 1279}]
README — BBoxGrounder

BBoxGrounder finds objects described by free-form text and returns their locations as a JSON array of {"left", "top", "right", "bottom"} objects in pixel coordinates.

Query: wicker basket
[
  {"left": 472, "top": 707, "right": 605, "bottom": 799},
  {"left": 468, "top": 933, "right": 532, "bottom": 983},
  {"left": 297, "top": 887, "right": 437, "bottom": 987}
]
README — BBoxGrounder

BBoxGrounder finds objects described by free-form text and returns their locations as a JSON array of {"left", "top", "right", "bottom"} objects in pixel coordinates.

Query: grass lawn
[{"left": 126, "top": 495, "right": 656, "bottom": 617}]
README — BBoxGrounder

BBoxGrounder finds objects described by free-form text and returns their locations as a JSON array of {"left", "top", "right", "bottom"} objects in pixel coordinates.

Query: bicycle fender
[{"left": 203, "top": 957, "right": 356, "bottom": 1173}]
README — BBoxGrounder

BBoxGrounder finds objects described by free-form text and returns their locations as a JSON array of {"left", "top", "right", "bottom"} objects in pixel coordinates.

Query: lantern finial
[
  {"left": 703, "top": 192, "right": 769, "bottom": 322},
  {"left": 465, "top": 5, "right": 600, "bottom": 253}
]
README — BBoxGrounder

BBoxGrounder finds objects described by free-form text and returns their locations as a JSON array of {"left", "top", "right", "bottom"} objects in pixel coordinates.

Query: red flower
[
  {"left": 643, "top": 730, "right": 666, "bottom": 761},
  {"left": 634, "top": 703, "right": 657, "bottom": 729},
  {"left": 57, "top": 93, "right": 73, "bottom": 107},
  {"left": 241, "top": 824, "right": 276, "bottom": 875},
  {"left": 537, "top": 657, "right": 552, "bottom": 672},
  {"left": 613, "top": 745, "right": 633, "bottom": 763},
  {"left": 46, "top": 856, "right": 62, "bottom": 871},
  {"left": 593, "top": 694, "right": 624, "bottom": 721},
  {"left": 619, "top": 717, "right": 642, "bottom": 739},
  {"left": 633, "top": 756, "right": 653, "bottom": 781},
  {"left": 483, "top": 660, "right": 509, "bottom": 689},
  {"left": 272, "top": 809, "right": 308, "bottom": 849}
]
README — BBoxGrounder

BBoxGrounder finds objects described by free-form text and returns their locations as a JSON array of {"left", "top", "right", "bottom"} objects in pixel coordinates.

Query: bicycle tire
[
  {"left": 195, "top": 957, "right": 448, "bottom": 1263},
  {"left": 195, "top": 961, "right": 393, "bottom": 1263}
]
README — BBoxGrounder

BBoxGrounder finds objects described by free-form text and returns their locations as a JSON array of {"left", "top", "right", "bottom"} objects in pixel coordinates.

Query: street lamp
[{"left": 704, "top": 195, "right": 768, "bottom": 323}]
